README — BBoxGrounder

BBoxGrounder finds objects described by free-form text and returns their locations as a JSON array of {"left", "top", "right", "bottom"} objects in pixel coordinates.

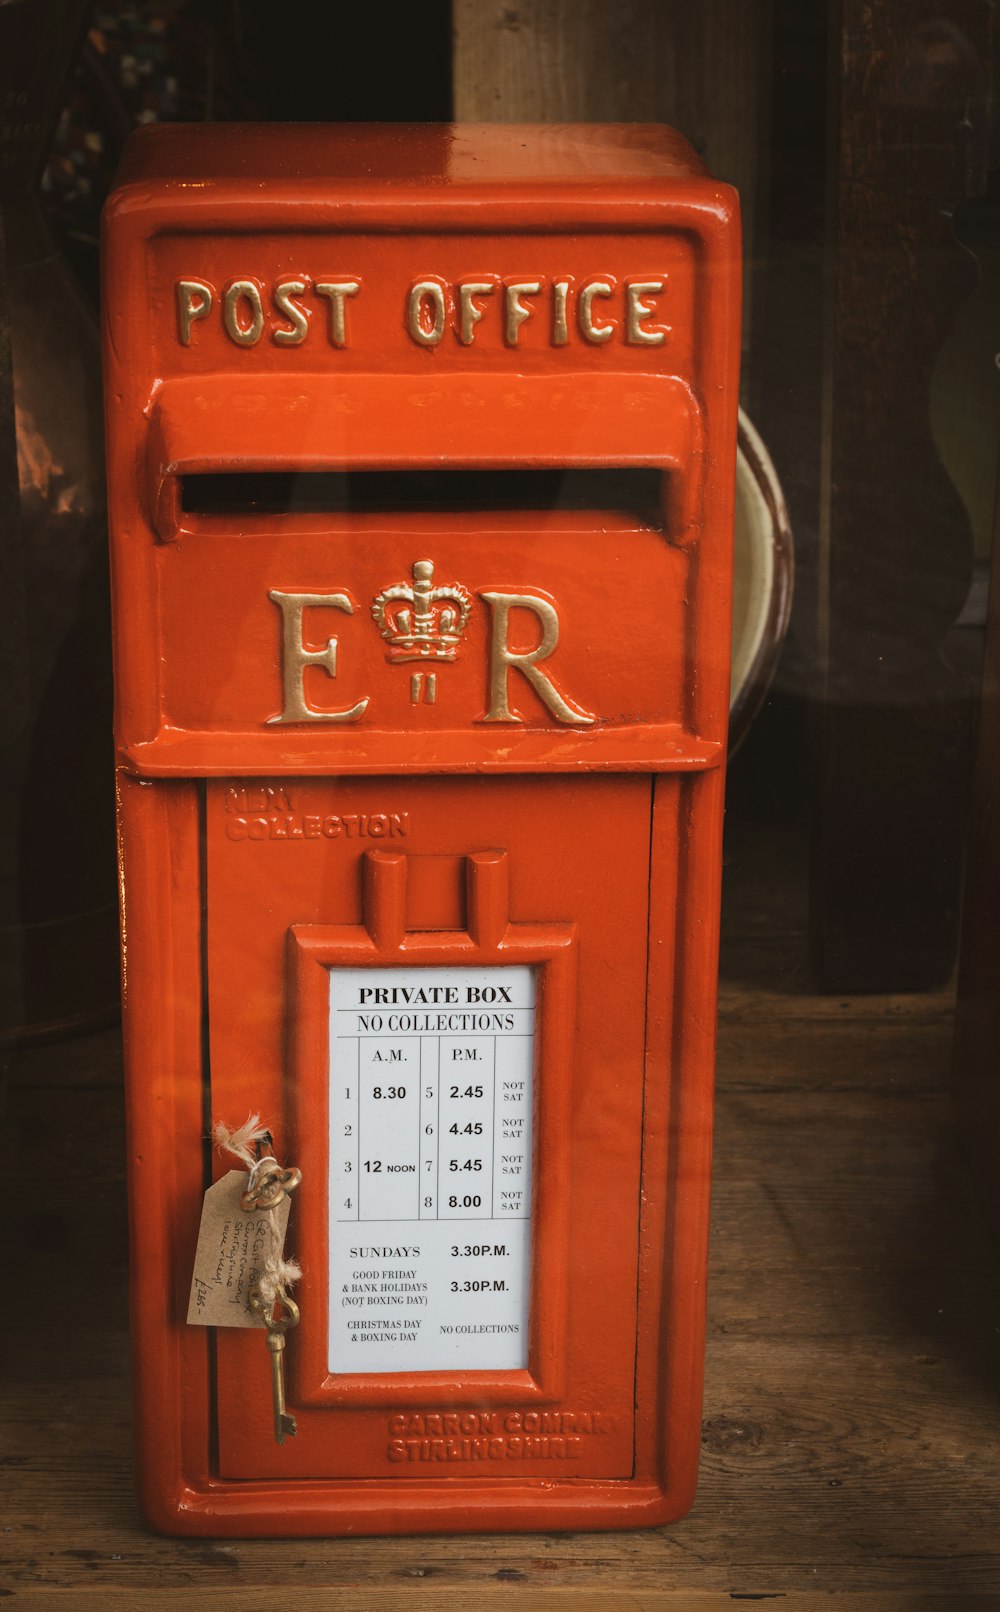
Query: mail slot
[{"left": 103, "top": 123, "right": 740, "bottom": 1537}]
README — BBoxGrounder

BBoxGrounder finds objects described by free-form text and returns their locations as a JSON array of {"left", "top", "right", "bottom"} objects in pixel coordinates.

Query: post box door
[{"left": 206, "top": 772, "right": 653, "bottom": 1481}]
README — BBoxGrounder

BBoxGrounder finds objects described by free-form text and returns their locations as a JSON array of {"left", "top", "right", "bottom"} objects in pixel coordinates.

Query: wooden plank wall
[
  {"left": 811, "top": 0, "right": 993, "bottom": 991},
  {"left": 453, "top": 0, "right": 772, "bottom": 355}
]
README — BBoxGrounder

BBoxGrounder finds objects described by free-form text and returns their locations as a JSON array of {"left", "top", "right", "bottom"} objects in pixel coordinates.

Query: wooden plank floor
[{"left": 2, "top": 819, "right": 999, "bottom": 1609}]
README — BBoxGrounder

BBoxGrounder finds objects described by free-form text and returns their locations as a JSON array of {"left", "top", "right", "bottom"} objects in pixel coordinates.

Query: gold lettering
[
  {"left": 458, "top": 281, "right": 494, "bottom": 345},
  {"left": 578, "top": 279, "right": 615, "bottom": 344},
  {"left": 176, "top": 279, "right": 213, "bottom": 345},
  {"left": 480, "top": 591, "right": 594, "bottom": 726},
  {"left": 267, "top": 591, "right": 369, "bottom": 725},
  {"left": 315, "top": 281, "right": 360, "bottom": 347},
  {"left": 273, "top": 279, "right": 309, "bottom": 346},
  {"left": 626, "top": 280, "right": 667, "bottom": 345},
  {"left": 504, "top": 281, "right": 540, "bottom": 346},
  {"left": 408, "top": 280, "right": 447, "bottom": 346},
  {"left": 223, "top": 280, "right": 265, "bottom": 346},
  {"left": 552, "top": 280, "right": 570, "bottom": 346}
]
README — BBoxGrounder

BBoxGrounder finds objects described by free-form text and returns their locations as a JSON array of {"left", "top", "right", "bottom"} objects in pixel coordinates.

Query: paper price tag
[{"left": 187, "top": 1169, "right": 291, "bottom": 1327}]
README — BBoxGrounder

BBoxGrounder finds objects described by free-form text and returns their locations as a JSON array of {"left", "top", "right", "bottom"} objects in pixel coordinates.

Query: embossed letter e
[{"left": 268, "top": 591, "right": 369, "bottom": 724}]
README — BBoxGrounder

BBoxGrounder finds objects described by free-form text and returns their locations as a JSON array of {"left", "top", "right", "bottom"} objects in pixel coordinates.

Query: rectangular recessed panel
[{"left": 328, "top": 964, "right": 534, "bottom": 1375}]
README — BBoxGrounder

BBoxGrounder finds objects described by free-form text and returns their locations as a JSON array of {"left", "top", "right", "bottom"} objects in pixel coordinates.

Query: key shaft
[{"left": 266, "top": 1328, "right": 297, "bottom": 1443}]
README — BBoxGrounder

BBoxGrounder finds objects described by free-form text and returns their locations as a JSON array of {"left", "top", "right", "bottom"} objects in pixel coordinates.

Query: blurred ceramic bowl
[{"left": 729, "top": 409, "right": 793, "bottom": 752}]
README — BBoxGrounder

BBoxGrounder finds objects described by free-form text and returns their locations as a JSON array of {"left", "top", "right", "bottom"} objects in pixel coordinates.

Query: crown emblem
[{"left": 372, "top": 560, "right": 473, "bottom": 664}]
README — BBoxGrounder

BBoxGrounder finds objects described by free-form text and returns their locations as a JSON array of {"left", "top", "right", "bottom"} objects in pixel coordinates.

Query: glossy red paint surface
[{"left": 103, "top": 123, "right": 741, "bottom": 1536}]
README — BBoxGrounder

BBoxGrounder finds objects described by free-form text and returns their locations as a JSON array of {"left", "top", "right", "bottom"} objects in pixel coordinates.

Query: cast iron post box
[{"left": 103, "top": 123, "right": 740, "bottom": 1536}]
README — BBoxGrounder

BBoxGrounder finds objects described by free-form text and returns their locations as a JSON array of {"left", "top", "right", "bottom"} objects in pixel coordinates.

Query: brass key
[{"left": 249, "top": 1285, "right": 300, "bottom": 1444}]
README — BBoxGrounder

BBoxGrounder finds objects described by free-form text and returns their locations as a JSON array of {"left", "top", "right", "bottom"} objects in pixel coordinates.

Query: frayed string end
[{"left": 213, "top": 1113, "right": 271, "bottom": 1169}]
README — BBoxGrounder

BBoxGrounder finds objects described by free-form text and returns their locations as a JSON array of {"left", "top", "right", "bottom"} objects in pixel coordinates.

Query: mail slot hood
[{"left": 146, "top": 372, "right": 706, "bottom": 543}]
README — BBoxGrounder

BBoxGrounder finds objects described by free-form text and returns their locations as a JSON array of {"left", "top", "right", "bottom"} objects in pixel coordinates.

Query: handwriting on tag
[{"left": 187, "top": 1170, "right": 291, "bottom": 1327}]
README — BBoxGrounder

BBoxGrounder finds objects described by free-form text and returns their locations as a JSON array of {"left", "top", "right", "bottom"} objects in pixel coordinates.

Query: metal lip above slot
[{"left": 144, "top": 371, "right": 705, "bottom": 544}]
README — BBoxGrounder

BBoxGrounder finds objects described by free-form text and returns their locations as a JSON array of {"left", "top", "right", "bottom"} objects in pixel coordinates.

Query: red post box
[{"left": 103, "top": 123, "right": 740, "bottom": 1536}]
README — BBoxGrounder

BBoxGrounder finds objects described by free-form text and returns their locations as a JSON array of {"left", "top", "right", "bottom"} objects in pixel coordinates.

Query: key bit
[
  {"left": 266, "top": 1328, "right": 297, "bottom": 1444},
  {"left": 249, "top": 1284, "right": 300, "bottom": 1445}
]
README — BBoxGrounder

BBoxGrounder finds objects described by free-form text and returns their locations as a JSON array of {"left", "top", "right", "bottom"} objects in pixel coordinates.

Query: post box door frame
[{"left": 288, "top": 847, "right": 576, "bottom": 1409}]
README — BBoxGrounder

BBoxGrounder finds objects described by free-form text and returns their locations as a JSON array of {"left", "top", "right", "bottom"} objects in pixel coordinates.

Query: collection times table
[{"left": 328, "top": 965, "right": 535, "bottom": 1373}]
